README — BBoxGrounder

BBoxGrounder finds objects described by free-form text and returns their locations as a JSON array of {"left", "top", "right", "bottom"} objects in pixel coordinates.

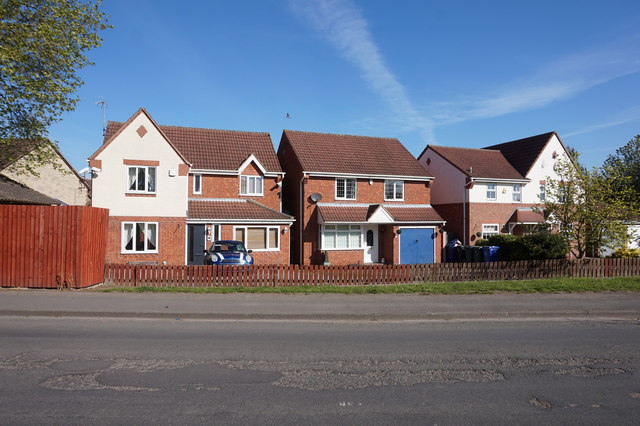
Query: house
[
  {"left": 88, "top": 108, "right": 293, "bottom": 265},
  {"left": 277, "top": 130, "right": 445, "bottom": 265},
  {"left": 417, "top": 131, "right": 570, "bottom": 245},
  {"left": 0, "top": 139, "right": 89, "bottom": 205}
]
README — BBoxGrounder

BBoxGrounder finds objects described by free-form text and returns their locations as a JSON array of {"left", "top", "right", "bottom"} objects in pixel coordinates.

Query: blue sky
[{"left": 49, "top": 0, "right": 640, "bottom": 172}]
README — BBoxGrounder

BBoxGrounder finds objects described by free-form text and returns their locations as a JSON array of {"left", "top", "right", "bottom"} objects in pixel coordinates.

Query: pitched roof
[
  {"left": 102, "top": 110, "right": 282, "bottom": 173},
  {"left": 317, "top": 204, "right": 444, "bottom": 223},
  {"left": 426, "top": 145, "right": 525, "bottom": 180},
  {"left": 281, "top": 130, "right": 431, "bottom": 178},
  {"left": 484, "top": 132, "right": 557, "bottom": 176},
  {"left": 188, "top": 199, "right": 293, "bottom": 221},
  {"left": 0, "top": 175, "right": 63, "bottom": 205},
  {"left": 0, "top": 139, "right": 46, "bottom": 170}
]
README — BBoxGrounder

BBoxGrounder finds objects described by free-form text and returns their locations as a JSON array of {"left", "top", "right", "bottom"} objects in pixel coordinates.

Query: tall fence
[
  {"left": 0, "top": 205, "right": 108, "bottom": 288},
  {"left": 104, "top": 257, "right": 640, "bottom": 288}
]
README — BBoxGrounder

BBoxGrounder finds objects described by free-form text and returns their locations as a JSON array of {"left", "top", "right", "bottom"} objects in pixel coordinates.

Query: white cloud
[
  {"left": 289, "top": 0, "right": 435, "bottom": 141},
  {"left": 431, "top": 37, "right": 640, "bottom": 125},
  {"left": 564, "top": 106, "right": 640, "bottom": 137}
]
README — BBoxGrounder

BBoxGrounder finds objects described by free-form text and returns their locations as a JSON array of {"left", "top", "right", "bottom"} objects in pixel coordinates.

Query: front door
[
  {"left": 187, "top": 224, "right": 206, "bottom": 265},
  {"left": 363, "top": 225, "right": 378, "bottom": 263}
]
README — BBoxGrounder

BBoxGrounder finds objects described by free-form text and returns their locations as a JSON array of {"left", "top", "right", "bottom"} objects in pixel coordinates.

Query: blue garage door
[{"left": 400, "top": 228, "right": 435, "bottom": 264}]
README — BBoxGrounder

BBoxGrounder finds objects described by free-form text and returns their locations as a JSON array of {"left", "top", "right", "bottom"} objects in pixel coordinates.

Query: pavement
[{"left": 0, "top": 288, "right": 639, "bottom": 321}]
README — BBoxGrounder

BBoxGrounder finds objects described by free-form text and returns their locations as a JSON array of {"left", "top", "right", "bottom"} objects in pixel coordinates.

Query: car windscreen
[{"left": 213, "top": 242, "right": 246, "bottom": 252}]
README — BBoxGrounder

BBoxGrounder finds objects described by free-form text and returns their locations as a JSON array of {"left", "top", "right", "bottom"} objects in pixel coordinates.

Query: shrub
[
  {"left": 474, "top": 238, "right": 490, "bottom": 246},
  {"left": 609, "top": 248, "right": 640, "bottom": 258},
  {"left": 521, "top": 232, "right": 568, "bottom": 260},
  {"left": 487, "top": 232, "right": 568, "bottom": 261}
]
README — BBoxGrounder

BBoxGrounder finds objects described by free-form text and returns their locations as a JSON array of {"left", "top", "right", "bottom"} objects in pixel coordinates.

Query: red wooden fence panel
[{"left": 1, "top": 205, "right": 108, "bottom": 288}]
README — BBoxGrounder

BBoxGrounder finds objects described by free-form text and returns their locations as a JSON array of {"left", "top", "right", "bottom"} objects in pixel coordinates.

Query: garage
[{"left": 399, "top": 227, "right": 435, "bottom": 264}]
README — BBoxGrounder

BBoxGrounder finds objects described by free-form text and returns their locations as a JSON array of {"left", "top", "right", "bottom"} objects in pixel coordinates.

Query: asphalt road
[{"left": 1, "top": 316, "right": 639, "bottom": 425}]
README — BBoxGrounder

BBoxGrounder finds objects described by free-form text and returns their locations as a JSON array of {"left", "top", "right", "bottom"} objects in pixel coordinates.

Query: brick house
[
  {"left": 0, "top": 139, "right": 89, "bottom": 205},
  {"left": 417, "top": 131, "right": 570, "bottom": 245},
  {"left": 88, "top": 108, "right": 293, "bottom": 265},
  {"left": 277, "top": 130, "right": 445, "bottom": 265}
]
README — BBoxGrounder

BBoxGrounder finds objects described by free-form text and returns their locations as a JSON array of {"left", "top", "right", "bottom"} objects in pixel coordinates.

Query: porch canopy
[
  {"left": 317, "top": 204, "right": 444, "bottom": 225},
  {"left": 506, "top": 208, "right": 545, "bottom": 233}
]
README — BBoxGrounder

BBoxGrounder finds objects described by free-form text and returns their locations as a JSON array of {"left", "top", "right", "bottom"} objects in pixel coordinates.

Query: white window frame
[
  {"left": 512, "top": 184, "right": 521, "bottom": 202},
  {"left": 234, "top": 226, "right": 279, "bottom": 251},
  {"left": 193, "top": 174, "right": 202, "bottom": 194},
  {"left": 121, "top": 222, "right": 158, "bottom": 253},
  {"left": 321, "top": 224, "right": 362, "bottom": 250},
  {"left": 126, "top": 166, "right": 156, "bottom": 194},
  {"left": 539, "top": 184, "right": 546, "bottom": 201},
  {"left": 384, "top": 180, "right": 404, "bottom": 201},
  {"left": 240, "top": 175, "right": 264, "bottom": 196},
  {"left": 486, "top": 183, "right": 496, "bottom": 200},
  {"left": 482, "top": 224, "right": 500, "bottom": 239},
  {"left": 335, "top": 178, "right": 356, "bottom": 200}
]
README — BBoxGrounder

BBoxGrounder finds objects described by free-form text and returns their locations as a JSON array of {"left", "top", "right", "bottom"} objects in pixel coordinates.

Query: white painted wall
[
  {"left": 419, "top": 148, "right": 466, "bottom": 204},
  {"left": 523, "top": 133, "right": 569, "bottom": 203},
  {"left": 468, "top": 181, "right": 524, "bottom": 203},
  {"left": 91, "top": 113, "right": 188, "bottom": 217}
]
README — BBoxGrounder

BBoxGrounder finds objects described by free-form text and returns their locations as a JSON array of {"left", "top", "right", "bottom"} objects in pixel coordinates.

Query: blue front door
[{"left": 399, "top": 228, "right": 435, "bottom": 264}]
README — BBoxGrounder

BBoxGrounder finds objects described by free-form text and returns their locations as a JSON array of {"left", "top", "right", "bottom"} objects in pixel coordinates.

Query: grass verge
[{"left": 101, "top": 276, "right": 640, "bottom": 295}]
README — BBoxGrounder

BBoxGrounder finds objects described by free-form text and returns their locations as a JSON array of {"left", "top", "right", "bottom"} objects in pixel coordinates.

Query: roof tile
[
  {"left": 427, "top": 145, "right": 525, "bottom": 180},
  {"left": 188, "top": 200, "right": 292, "bottom": 221},
  {"left": 105, "top": 121, "right": 282, "bottom": 172},
  {"left": 282, "top": 130, "right": 430, "bottom": 177}
]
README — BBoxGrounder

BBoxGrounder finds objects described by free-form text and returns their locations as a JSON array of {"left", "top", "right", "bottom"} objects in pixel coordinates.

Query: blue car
[{"left": 203, "top": 240, "right": 254, "bottom": 265}]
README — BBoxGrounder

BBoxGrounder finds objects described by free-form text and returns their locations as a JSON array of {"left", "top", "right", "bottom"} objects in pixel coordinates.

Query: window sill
[
  {"left": 121, "top": 251, "right": 159, "bottom": 254},
  {"left": 125, "top": 193, "right": 157, "bottom": 197}
]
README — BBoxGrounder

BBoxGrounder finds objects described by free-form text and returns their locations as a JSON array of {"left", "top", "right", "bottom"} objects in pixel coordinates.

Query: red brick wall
[
  {"left": 105, "top": 216, "right": 186, "bottom": 265},
  {"left": 468, "top": 202, "right": 536, "bottom": 244},
  {"left": 190, "top": 173, "right": 281, "bottom": 211},
  {"left": 435, "top": 202, "right": 536, "bottom": 245}
]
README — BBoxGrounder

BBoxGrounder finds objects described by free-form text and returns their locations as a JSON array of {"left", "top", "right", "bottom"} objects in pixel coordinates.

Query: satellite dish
[{"left": 310, "top": 193, "right": 323, "bottom": 203}]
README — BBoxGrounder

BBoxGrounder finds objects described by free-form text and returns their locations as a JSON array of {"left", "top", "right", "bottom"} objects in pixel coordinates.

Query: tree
[
  {"left": 602, "top": 135, "right": 640, "bottom": 207},
  {"left": 540, "top": 156, "right": 638, "bottom": 258},
  {"left": 0, "top": 0, "right": 109, "bottom": 173}
]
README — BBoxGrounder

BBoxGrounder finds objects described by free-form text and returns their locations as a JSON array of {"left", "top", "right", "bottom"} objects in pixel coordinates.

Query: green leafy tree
[
  {"left": 602, "top": 135, "right": 640, "bottom": 207},
  {"left": 0, "top": 0, "right": 109, "bottom": 173},
  {"left": 540, "top": 156, "right": 638, "bottom": 258}
]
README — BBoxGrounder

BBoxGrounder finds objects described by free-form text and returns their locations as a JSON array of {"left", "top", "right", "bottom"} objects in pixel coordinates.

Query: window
[
  {"left": 486, "top": 183, "right": 496, "bottom": 200},
  {"left": 384, "top": 180, "right": 404, "bottom": 200},
  {"left": 193, "top": 174, "right": 202, "bottom": 194},
  {"left": 482, "top": 224, "right": 499, "bottom": 239},
  {"left": 336, "top": 178, "right": 356, "bottom": 200},
  {"left": 539, "top": 184, "right": 545, "bottom": 201},
  {"left": 322, "top": 224, "right": 362, "bottom": 249},
  {"left": 235, "top": 226, "right": 279, "bottom": 250},
  {"left": 122, "top": 222, "right": 158, "bottom": 253},
  {"left": 512, "top": 184, "right": 521, "bottom": 202},
  {"left": 127, "top": 166, "right": 156, "bottom": 193},
  {"left": 240, "top": 175, "right": 263, "bottom": 196}
]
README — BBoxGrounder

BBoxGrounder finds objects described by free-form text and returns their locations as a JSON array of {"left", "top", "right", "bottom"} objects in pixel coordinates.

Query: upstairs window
[
  {"left": 384, "top": 180, "right": 404, "bottom": 200},
  {"left": 486, "top": 183, "right": 496, "bottom": 200},
  {"left": 539, "top": 184, "right": 546, "bottom": 201},
  {"left": 336, "top": 178, "right": 356, "bottom": 200},
  {"left": 512, "top": 184, "right": 521, "bottom": 202},
  {"left": 193, "top": 174, "right": 202, "bottom": 194},
  {"left": 240, "top": 175, "right": 263, "bottom": 196},
  {"left": 127, "top": 166, "right": 156, "bottom": 193}
]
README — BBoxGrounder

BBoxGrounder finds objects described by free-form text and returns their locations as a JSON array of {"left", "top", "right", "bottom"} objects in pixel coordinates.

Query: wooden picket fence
[{"left": 103, "top": 258, "right": 640, "bottom": 288}]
